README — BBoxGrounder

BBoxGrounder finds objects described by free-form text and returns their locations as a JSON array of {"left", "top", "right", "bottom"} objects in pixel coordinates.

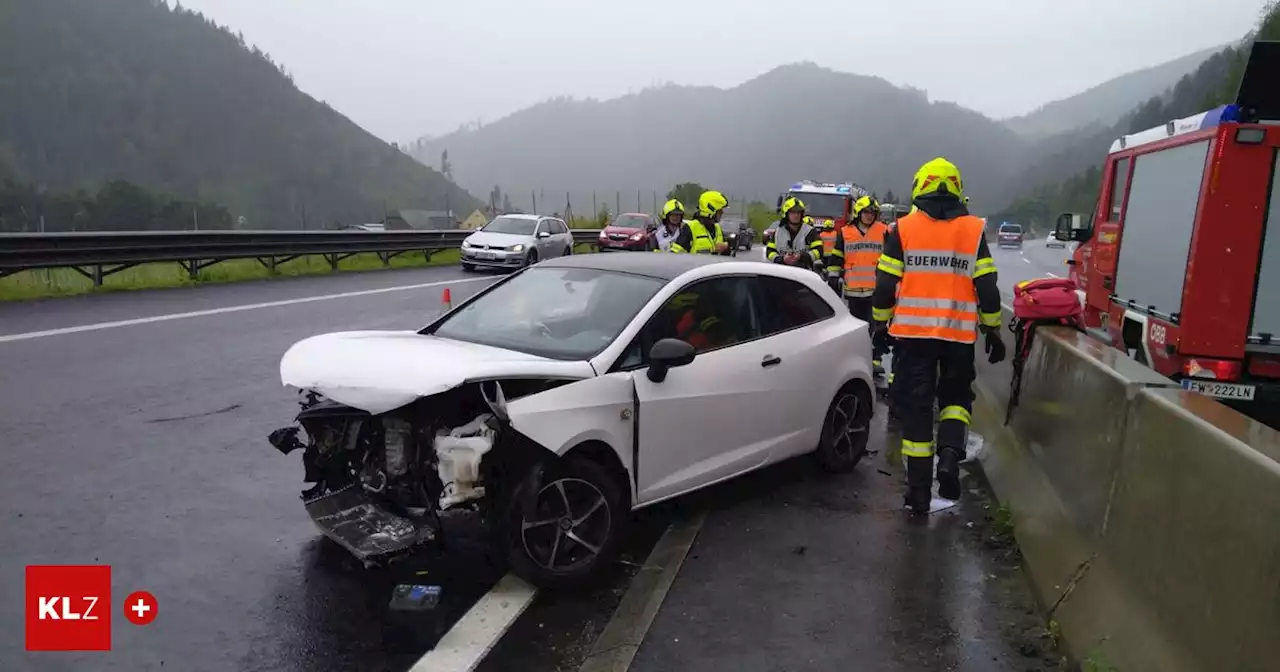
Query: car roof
[
  {"left": 539, "top": 251, "right": 736, "bottom": 280},
  {"left": 497, "top": 213, "right": 541, "bottom": 220}
]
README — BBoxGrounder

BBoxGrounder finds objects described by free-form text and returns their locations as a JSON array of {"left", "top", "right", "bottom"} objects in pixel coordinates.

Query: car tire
[
  {"left": 502, "top": 456, "right": 627, "bottom": 589},
  {"left": 563, "top": 246, "right": 573, "bottom": 257},
  {"left": 815, "top": 383, "right": 872, "bottom": 473},
  {"left": 525, "top": 249, "right": 539, "bottom": 267},
  {"left": 461, "top": 262, "right": 475, "bottom": 273}
]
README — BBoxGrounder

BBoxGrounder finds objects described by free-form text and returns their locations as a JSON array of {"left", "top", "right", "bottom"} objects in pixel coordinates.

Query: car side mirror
[
  {"left": 1055, "top": 212, "right": 1092, "bottom": 243},
  {"left": 647, "top": 338, "right": 696, "bottom": 383},
  {"left": 537, "top": 231, "right": 551, "bottom": 239}
]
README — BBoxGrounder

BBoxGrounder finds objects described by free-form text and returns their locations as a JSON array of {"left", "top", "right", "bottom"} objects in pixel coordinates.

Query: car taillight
[{"left": 1183, "top": 358, "right": 1243, "bottom": 381}]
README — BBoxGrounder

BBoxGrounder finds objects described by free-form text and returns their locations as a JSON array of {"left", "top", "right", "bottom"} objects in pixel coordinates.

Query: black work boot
[
  {"left": 903, "top": 456, "right": 933, "bottom": 514},
  {"left": 936, "top": 447, "right": 962, "bottom": 501}
]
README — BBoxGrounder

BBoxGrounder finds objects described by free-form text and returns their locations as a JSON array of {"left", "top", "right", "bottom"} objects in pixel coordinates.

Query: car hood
[
  {"left": 280, "top": 330, "right": 595, "bottom": 414},
  {"left": 603, "top": 225, "right": 644, "bottom": 235},
  {"left": 466, "top": 230, "right": 533, "bottom": 247}
]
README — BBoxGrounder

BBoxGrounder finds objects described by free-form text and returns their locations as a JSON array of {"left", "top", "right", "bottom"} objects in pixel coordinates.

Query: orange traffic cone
[{"left": 441, "top": 287, "right": 453, "bottom": 312}]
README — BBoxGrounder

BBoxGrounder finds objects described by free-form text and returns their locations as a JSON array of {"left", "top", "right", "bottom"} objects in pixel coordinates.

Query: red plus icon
[{"left": 123, "top": 591, "right": 158, "bottom": 626}]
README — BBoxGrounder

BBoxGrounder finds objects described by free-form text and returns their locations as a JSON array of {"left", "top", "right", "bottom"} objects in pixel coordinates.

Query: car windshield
[
  {"left": 790, "top": 192, "right": 846, "bottom": 220},
  {"left": 430, "top": 266, "right": 666, "bottom": 360},
  {"left": 1000, "top": 224, "right": 1023, "bottom": 234},
  {"left": 483, "top": 216, "right": 538, "bottom": 235},
  {"left": 610, "top": 214, "right": 650, "bottom": 229}
]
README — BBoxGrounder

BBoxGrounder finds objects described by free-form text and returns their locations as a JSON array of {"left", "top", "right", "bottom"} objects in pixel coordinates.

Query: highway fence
[
  {"left": 0, "top": 229, "right": 604, "bottom": 286},
  {"left": 970, "top": 308, "right": 1280, "bottom": 672}
]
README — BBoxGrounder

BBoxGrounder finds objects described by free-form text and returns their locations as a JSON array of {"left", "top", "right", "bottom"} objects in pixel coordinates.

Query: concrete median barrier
[{"left": 971, "top": 318, "right": 1280, "bottom": 671}]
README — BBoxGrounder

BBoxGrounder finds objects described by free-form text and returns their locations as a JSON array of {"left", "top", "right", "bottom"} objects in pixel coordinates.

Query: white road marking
[
  {"left": 0, "top": 277, "right": 491, "bottom": 344},
  {"left": 408, "top": 573, "right": 538, "bottom": 672},
  {"left": 1023, "top": 258, "right": 1032, "bottom": 264},
  {"left": 1047, "top": 272, "right": 1060, "bottom": 278}
]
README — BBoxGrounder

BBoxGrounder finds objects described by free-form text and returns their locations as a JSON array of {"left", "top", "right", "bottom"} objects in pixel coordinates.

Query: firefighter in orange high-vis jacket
[
  {"left": 871, "top": 157, "right": 1006, "bottom": 514},
  {"left": 828, "top": 195, "right": 890, "bottom": 371}
]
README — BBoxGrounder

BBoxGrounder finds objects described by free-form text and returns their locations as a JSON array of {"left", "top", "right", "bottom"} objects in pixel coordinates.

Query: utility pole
[
  {"left": 531, "top": 190, "right": 537, "bottom": 214},
  {"left": 615, "top": 192, "right": 620, "bottom": 217},
  {"left": 636, "top": 190, "right": 641, "bottom": 212},
  {"left": 593, "top": 192, "right": 598, "bottom": 219},
  {"left": 193, "top": 207, "right": 200, "bottom": 231}
]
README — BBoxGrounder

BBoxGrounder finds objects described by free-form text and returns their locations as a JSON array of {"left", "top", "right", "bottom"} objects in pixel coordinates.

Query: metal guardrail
[{"left": 0, "top": 229, "right": 603, "bottom": 285}]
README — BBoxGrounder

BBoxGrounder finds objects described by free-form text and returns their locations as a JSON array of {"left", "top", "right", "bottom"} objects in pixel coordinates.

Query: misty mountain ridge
[
  {"left": 0, "top": 0, "right": 478, "bottom": 230},
  {"left": 1001, "top": 43, "right": 1227, "bottom": 139},
  {"left": 410, "top": 61, "right": 1031, "bottom": 215}
]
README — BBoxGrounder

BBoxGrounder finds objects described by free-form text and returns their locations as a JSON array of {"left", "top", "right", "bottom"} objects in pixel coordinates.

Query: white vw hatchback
[{"left": 271, "top": 253, "right": 875, "bottom": 587}]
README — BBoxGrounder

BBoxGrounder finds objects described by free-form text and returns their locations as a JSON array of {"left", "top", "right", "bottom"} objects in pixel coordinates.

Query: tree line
[
  {"left": 0, "top": 177, "right": 234, "bottom": 233},
  {"left": 992, "top": 1, "right": 1280, "bottom": 229}
]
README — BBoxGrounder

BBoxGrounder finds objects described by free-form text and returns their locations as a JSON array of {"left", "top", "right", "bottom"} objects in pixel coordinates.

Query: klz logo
[{"left": 26, "top": 565, "right": 112, "bottom": 651}]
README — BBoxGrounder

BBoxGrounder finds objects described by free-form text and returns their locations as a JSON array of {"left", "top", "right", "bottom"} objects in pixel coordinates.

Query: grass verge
[{"left": 0, "top": 249, "right": 462, "bottom": 301}]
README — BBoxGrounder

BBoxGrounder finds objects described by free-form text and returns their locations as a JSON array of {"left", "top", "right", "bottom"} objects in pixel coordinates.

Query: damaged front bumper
[
  {"left": 303, "top": 484, "right": 437, "bottom": 565},
  {"left": 267, "top": 384, "right": 520, "bottom": 567}
]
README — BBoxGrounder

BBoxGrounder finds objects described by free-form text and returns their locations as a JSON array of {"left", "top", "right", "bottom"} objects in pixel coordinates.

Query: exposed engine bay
[{"left": 267, "top": 378, "right": 572, "bottom": 566}]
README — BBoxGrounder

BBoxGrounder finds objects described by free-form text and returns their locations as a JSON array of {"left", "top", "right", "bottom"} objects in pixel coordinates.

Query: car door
[
  {"left": 617, "top": 275, "right": 785, "bottom": 505},
  {"left": 554, "top": 219, "right": 573, "bottom": 256},
  {"left": 750, "top": 274, "right": 842, "bottom": 460},
  {"left": 533, "top": 219, "right": 553, "bottom": 258}
]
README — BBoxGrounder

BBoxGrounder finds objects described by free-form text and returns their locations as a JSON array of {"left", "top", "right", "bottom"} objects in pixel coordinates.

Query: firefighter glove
[
  {"left": 872, "top": 324, "right": 890, "bottom": 352},
  {"left": 984, "top": 329, "right": 1007, "bottom": 364}
]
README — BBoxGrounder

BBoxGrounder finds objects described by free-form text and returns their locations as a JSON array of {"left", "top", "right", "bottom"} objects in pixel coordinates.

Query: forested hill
[
  {"left": 1001, "top": 45, "right": 1224, "bottom": 139},
  {"left": 408, "top": 62, "right": 1033, "bottom": 213},
  {"left": 0, "top": 0, "right": 478, "bottom": 231},
  {"left": 994, "top": 2, "right": 1279, "bottom": 229}
]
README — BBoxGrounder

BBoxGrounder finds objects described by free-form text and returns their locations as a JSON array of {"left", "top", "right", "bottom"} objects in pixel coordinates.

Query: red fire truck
[{"left": 1055, "top": 40, "right": 1280, "bottom": 426}]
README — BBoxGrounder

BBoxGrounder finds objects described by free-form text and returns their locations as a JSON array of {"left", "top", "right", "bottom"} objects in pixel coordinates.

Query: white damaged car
[{"left": 268, "top": 253, "right": 875, "bottom": 588}]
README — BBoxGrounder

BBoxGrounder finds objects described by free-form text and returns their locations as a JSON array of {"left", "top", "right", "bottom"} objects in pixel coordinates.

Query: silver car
[{"left": 460, "top": 214, "right": 575, "bottom": 272}]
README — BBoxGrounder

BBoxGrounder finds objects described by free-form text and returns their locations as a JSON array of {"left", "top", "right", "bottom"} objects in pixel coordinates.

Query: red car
[{"left": 598, "top": 213, "right": 659, "bottom": 251}]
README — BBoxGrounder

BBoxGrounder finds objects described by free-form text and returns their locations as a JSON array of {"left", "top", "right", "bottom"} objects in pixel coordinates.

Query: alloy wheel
[
  {"left": 825, "top": 392, "right": 869, "bottom": 462},
  {"left": 519, "top": 477, "right": 612, "bottom": 573}
]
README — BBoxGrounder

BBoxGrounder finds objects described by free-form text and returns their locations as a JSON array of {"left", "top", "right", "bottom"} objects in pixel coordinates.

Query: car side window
[
  {"left": 613, "top": 276, "right": 760, "bottom": 371},
  {"left": 754, "top": 275, "right": 836, "bottom": 336},
  {"left": 555, "top": 219, "right": 569, "bottom": 234},
  {"left": 535, "top": 219, "right": 547, "bottom": 235}
]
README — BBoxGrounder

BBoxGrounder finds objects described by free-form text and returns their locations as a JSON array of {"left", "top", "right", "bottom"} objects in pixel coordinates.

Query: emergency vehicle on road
[
  {"left": 1055, "top": 40, "right": 1280, "bottom": 427},
  {"left": 765, "top": 180, "right": 870, "bottom": 245}
]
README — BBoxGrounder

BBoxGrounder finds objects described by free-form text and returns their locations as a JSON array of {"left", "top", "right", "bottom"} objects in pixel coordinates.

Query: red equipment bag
[{"left": 1005, "top": 278, "right": 1084, "bottom": 425}]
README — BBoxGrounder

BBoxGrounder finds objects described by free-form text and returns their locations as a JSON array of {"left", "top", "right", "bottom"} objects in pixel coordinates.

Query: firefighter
[
  {"left": 651, "top": 199, "right": 685, "bottom": 251},
  {"left": 670, "top": 190, "right": 731, "bottom": 255},
  {"left": 818, "top": 218, "right": 842, "bottom": 292},
  {"left": 767, "top": 198, "right": 824, "bottom": 270},
  {"left": 871, "top": 157, "right": 1006, "bottom": 514},
  {"left": 665, "top": 290, "right": 728, "bottom": 350},
  {"left": 830, "top": 195, "right": 891, "bottom": 371}
]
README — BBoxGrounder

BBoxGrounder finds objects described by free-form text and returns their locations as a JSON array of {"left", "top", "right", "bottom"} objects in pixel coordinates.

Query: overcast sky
[{"left": 177, "top": 0, "right": 1265, "bottom": 142}]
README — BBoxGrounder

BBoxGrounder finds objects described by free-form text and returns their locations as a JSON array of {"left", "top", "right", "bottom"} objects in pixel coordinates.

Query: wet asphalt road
[
  {"left": 991, "top": 236, "right": 1076, "bottom": 299},
  {"left": 0, "top": 241, "right": 1070, "bottom": 672},
  {"left": 0, "top": 263, "right": 506, "bottom": 672},
  {"left": 628, "top": 408, "right": 1061, "bottom": 672}
]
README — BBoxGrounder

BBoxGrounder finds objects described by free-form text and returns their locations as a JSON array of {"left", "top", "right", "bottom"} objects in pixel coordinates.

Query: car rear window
[{"left": 999, "top": 225, "right": 1022, "bottom": 234}]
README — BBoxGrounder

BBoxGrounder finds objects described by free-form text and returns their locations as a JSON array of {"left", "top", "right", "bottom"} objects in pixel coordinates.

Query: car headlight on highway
[
  {"left": 630, "top": 233, "right": 643, "bottom": 241},
  {"left": 510, "top": 244, "right": 525, "bottom": 253},
  {"left": 462, "top": 239, "right": 474, "bottom": 249}
]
